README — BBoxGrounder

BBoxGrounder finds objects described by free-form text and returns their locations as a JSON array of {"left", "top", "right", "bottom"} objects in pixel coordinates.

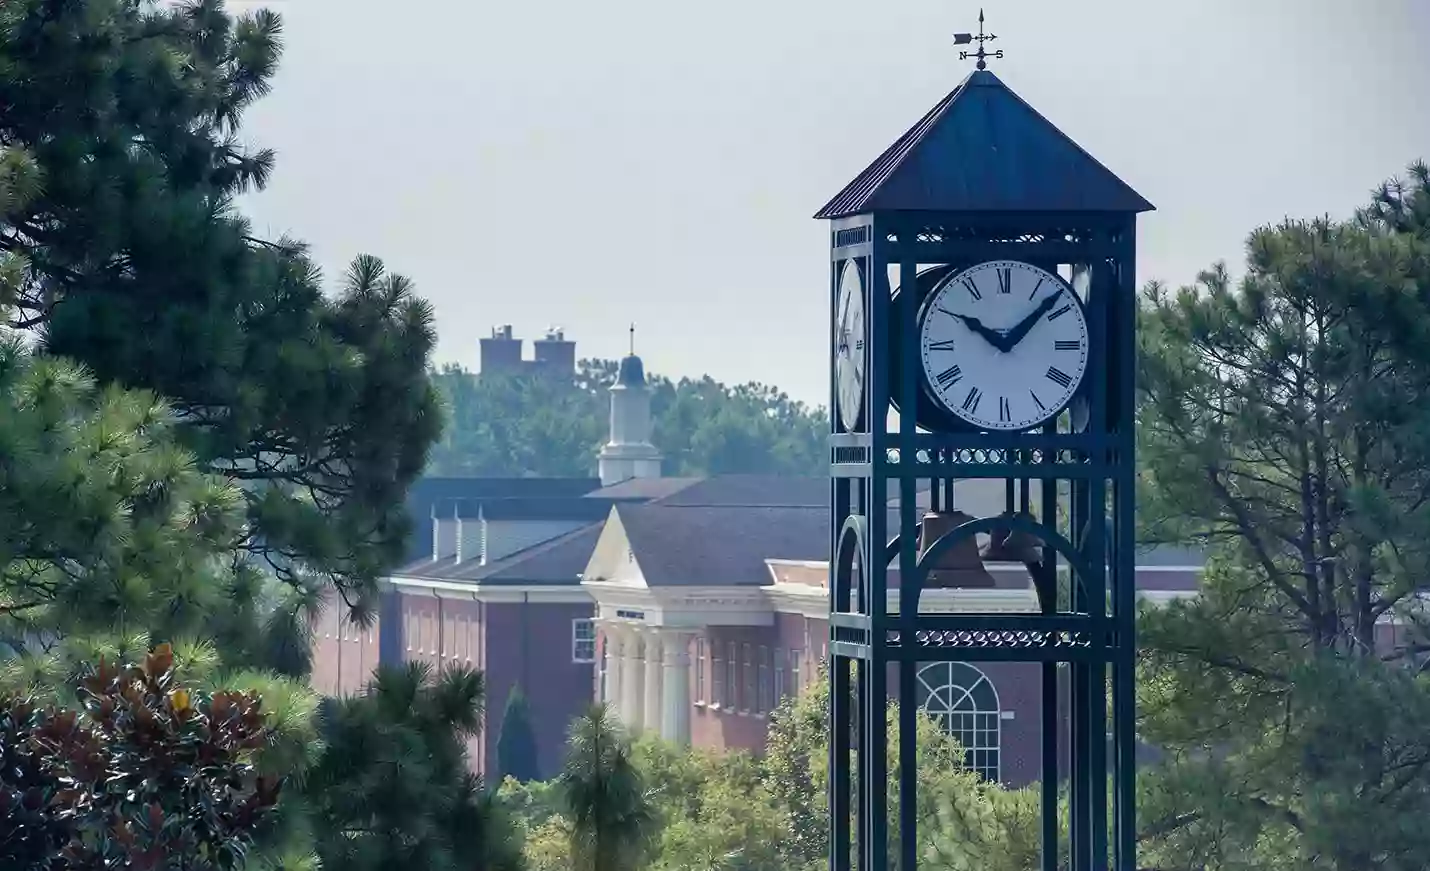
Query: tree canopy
[
  {"left": 1135, "top": 160, "right": 1430, "bottom": 870},
  {"left": 501, "top": 676, "right": 1040, "bottom": 871},
  {"left": 0, "top": 0, "right": 442, "bottom": 629},
  {"left": 427, "top": 360, "right": 826, "bottom": 478}
]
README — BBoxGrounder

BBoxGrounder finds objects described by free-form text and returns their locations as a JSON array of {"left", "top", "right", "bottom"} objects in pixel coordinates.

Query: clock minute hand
[{"left": 1003, "top": 295, "right": 1061, "bottom": 350}]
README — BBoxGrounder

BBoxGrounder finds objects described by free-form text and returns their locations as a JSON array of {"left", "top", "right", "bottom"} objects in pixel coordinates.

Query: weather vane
[
  {"left": 953, "top": 8, "right": 1003, "bottom": 70},
  {"left": 629, "top": 322, "right": 636, "bottom": 355}
]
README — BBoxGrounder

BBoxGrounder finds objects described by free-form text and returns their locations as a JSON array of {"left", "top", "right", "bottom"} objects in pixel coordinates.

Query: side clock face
[
  {"left": 835, "top": 260, "right": 867, "bottom": 431},
  {"left": 918, "top": 259, "right": 1089, "bottom": 431}
]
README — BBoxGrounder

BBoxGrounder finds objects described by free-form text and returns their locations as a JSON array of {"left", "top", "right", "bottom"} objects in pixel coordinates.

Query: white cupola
[{"left": 598, "top": 325, "right": 662, "bottom": 486}]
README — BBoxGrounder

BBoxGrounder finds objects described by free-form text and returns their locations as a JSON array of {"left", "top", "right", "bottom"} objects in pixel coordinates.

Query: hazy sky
[{"left": 235, "top": 0, "right": 1430, "bottom": 406}]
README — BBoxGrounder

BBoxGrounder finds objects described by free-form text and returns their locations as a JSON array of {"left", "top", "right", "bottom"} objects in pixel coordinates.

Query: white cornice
[
  {"left": 763, "top": 583, "right": 1042, "bottom": 617},
  {"left": 585, "top": 581, "right": 773, "bottom": 628},
  {"left": 384, "top": 576, "right": 592, "bottom": 604}
]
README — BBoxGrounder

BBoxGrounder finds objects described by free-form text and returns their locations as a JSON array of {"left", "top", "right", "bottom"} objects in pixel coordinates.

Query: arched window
[{"left": 916, "top": 662, "right": 1001, "bottom": 781}]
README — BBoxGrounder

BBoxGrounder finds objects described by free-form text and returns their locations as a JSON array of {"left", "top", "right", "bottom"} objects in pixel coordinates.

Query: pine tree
[
  {"left": 558, "top": 704, "right": 657, "bottom": 871},
  {"left": 303, "top": 662, "right": 524, "bottom": 871},
  {"left": 497, "top": 684, "right": 542, "bottom": 784},
  {"left": 0, "top": 337, "right": 252, "bottom": 652},
  {"left": 0, "top": 0, "right": 442, "bottom": 645},
  {"left": 1135, "top": 161, "right": 1430, "bottom": 870}
]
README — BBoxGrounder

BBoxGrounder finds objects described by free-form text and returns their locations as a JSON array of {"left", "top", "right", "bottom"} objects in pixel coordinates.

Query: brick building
[{"left": 311, "top": 347, "right": 1212, "bottom": 785}]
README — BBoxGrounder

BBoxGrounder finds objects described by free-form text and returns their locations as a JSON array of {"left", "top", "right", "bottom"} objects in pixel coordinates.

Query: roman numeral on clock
[
  {"left": 1027, "top": 277, "right": 1044, "bottom": 300},
  {"left": 961, "top": 277, "right": 982, "bottom": 301},
  {"left": 961, "top": 386, "right": 982, "bottom": 413},
  {"left": 1054, "top": 340, "right": 1080, "bottom": 350},
  {"left": 928, "top": 339, "right": 957, "bottom": 351},
  {"left": 1030, "top": 390, "right": 1046, "bottom": 412},
  {"left": 996, "top": 267, "right": 1012, "bottom": 294},
  {"left": 935, "top": 364, "right": 962, "bottom": 388},
  {"left": 1047, "top": 303, "right": 1072, "bottom": 322},
  {"left": 998, "top": 396, "right": 1010, "bottom": 422},
  {"left": 1046, "top": 366, "right": 1073, "bottom": 388}
]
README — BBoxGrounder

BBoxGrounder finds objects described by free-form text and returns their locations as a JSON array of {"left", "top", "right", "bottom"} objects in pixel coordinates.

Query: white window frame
[
  {"left": 712, "top": 641, "right": 725, "bottom": 707},
  {"left": 572, "top": 618, "right": 597, "bottom": 664},
  {"left": 726, "top": 642, "right": 738, "bottom": 709},
  {"left": 758, "top": 645, "right": 771, "bottom": 713},
  {"left": 694, "top": 637, "right": 706, "bottom": 703}
]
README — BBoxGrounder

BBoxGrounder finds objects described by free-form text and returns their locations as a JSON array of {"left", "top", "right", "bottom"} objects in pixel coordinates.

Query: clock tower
[{"left": 818, "top": 15, "right": 1152, "bottom": 871}]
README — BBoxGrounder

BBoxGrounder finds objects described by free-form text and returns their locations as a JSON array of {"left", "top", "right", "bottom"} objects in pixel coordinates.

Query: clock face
[
  {"left": 918, "top": 260, "right": 1089, "bottom": 431},
  {"left": 835, "top": 260, "right": 867, "bottom": 431}
]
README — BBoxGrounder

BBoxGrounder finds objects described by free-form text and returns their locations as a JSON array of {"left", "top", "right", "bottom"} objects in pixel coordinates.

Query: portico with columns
[{"left": 589, "top": 580, "right": 771, "bottom": 747}]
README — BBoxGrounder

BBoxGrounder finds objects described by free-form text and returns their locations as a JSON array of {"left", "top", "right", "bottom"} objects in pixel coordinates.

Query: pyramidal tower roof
[{"left": 814, "top": 69, "right": 1153, "bottom": 219}]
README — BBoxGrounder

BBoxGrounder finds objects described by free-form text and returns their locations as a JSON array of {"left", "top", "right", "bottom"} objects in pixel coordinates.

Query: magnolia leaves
[{"left": 0, "top": 644, "right": 282, "bottom": 870}]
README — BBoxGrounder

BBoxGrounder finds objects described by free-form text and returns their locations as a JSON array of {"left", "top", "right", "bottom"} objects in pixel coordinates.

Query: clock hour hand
[
  {"left": 1002, "top": 294, "right": 1061, "bottom": 350},
  {"left": 943, "top": 309, "right": 1011, "bottom": 352}
]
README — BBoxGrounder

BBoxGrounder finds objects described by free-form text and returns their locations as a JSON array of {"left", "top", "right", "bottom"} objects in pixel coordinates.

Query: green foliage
[
  {"left": 302, "top": 661, "right": 525, "bottom": 871},
  {"left": 494, "top": 778, "right": 567, "bottom": 871},
  {"left": 1135, "top": 160, "right": 1430, "bottom": 870},
  {"left": 761, "top": 669, "right": 1039, "bottom": 871},
  {"left": 428, "top": 360, "right": 826, "bottom": 478},
  {"left": 632, "top": 737, "right": 787, "bottom": 871},
  {"left": 0, "top": 0, "right": 442, "bottom": 631},
  {"left": 0, "top": 340, "right": 248, "bottom": 648},
  {"left": 557, "top": 703, "right": 657, "bottom": 871},
  {"left": 501, "top": 677, "right": 1041, "bottom": 871},
  {"left": 760, "top": 667, "right": 831, "bottom": 870},
  {"left": 0, "top": 634, "right": 324, "bottom": 869},
  {"left": 0, "top": 643, "right": 283, "bottom": 870},
  {"left": 497, "top": 684, "right": 542, "bottom": 783}
]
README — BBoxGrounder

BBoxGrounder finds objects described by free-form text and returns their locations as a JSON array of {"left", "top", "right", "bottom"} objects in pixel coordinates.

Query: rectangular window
[
  {"left": 695, "top": 638, "right": 706, "bottom": 703},
  {"left": 572, "top": 619, "right": 596, "bottom": 664},
  {"left": 742, "top": 643, "right": 754, "bottom": 712},
  {"left": 712, "top": 642, "right": 725, "bottom": 707},
  {"left": 758, "top": 646, "right": 771, "bottom": 714},
  {"left": 774, "top": 648, "right": 786, "bottom": 703},
  {"left": 726, "top": 642, "right": 737, "bottom": 709},
  {"left": 791, "top": 649, "right": 804, "bottom": 694}
]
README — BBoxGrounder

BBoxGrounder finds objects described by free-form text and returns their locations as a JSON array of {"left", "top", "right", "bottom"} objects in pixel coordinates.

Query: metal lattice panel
[{"left": 889, "top": 628, "right": 1093, "bottom": 649}]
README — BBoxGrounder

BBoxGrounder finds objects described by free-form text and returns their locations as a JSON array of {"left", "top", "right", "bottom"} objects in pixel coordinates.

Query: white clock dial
[
  {"left": 835, "top": 260, "right": 867, "bottom": 431},
  {"left": 918, "top": 259, "right": 1089, "bottom": 431}
]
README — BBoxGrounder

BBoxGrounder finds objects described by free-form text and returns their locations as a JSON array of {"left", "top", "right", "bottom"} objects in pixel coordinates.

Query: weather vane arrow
[{"left": 953, "top": 8, "right": 1004, "bottom": 70}]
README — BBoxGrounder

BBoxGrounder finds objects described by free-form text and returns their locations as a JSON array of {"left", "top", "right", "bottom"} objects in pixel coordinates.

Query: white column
[
  {"left": 622, "top": 631, "right": 644, "bottom": 731},
  {"left": 604, "top": 626, "right": 624, "bottom": 710},
  {"left": 642, "top": 632, "right": 663, "bottom": 733},
  {"left": 660, "top": 631, "right": 693, "bottom": 746}
]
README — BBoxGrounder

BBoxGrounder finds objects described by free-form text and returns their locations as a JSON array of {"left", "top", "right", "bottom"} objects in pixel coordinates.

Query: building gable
[{"left": 581, "top": 509, "right": 649, "bottom": 587}]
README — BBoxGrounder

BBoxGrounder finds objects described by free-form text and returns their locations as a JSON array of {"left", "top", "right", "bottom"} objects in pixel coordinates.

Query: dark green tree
[
  {"left": 0, "top": 0, "right": 442, "bottom": 647},
  {"left": 558, "top": 703, "right": 657, "bottom": 871},
  {"left": 1135, "top": 161, "right": 1430, "bottom": 870},
  {"left": 428, "top": 360, "right": 826, "bottom": 478},
  {"left": 497, "top": 684, "right": 542, "bottom": 784},
  {"left": 303, "top": 661, "right": 524, "bottom": 871},
  {"left": 0, "top": 336, "right": 256, "bottom": 651}
]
